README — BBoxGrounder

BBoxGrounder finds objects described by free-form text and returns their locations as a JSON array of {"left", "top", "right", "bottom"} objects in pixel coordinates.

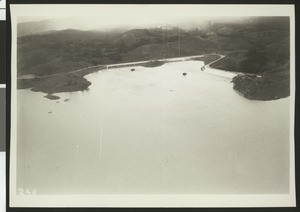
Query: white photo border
[{"left": 9, "top": 4, "right": 296, "bottom": 207}]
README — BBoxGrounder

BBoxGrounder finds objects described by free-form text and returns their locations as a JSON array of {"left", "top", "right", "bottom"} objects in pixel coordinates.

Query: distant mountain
[
  {"left": 17, "top": 19, "right": 73, "bottom": 37},
  {"left": 18, "top": 20, "right": 51, "bottom": 37},
  {"left": 18, "top": 19, "right": 129, "bottom": 37}
]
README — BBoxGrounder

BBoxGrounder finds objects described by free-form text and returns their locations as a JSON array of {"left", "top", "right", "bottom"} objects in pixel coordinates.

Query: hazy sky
[{"left": 13, "top": 4, "right": 293, "bottom": 31}]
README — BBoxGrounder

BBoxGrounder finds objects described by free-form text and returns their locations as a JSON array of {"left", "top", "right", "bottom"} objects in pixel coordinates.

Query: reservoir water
[{"left": 16, "top": 61, "right": 290, "bottom": 194}]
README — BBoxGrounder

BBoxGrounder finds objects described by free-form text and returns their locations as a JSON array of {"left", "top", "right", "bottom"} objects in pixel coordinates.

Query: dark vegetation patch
[
  {"left": 17, "top": 66, "right": 103, "bottom": 95},
  {"left": 18, "top": 73, "right": 92, "bottom": 95},
  {"left": 232, "top": 72, "right": 290, "bottom": 101},
  {"left": 211, "top": 37, "right": 290, "bottom": 100}
]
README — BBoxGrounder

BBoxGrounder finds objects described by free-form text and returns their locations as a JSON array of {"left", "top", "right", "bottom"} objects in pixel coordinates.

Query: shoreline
[
  {"left": 17, "top": 54, "right": 220, "bottom": 100},
  {"left": 17, "top": 53, "right": 289, "bottom": 101}
]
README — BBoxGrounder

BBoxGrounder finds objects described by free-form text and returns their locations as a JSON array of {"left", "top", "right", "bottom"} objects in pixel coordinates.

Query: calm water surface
[{"left": 17, "top": 61, "right": 290, "bottom": 194}]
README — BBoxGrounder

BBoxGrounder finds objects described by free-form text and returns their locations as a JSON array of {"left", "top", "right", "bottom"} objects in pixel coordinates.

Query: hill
[{"left": 17, "top": 17, "right": 290, "bottom": 100}]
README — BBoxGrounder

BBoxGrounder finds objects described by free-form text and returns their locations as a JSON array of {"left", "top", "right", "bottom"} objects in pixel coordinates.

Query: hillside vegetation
[{"left": 17, "top": 17, "right": 290, "bottom": 100}]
